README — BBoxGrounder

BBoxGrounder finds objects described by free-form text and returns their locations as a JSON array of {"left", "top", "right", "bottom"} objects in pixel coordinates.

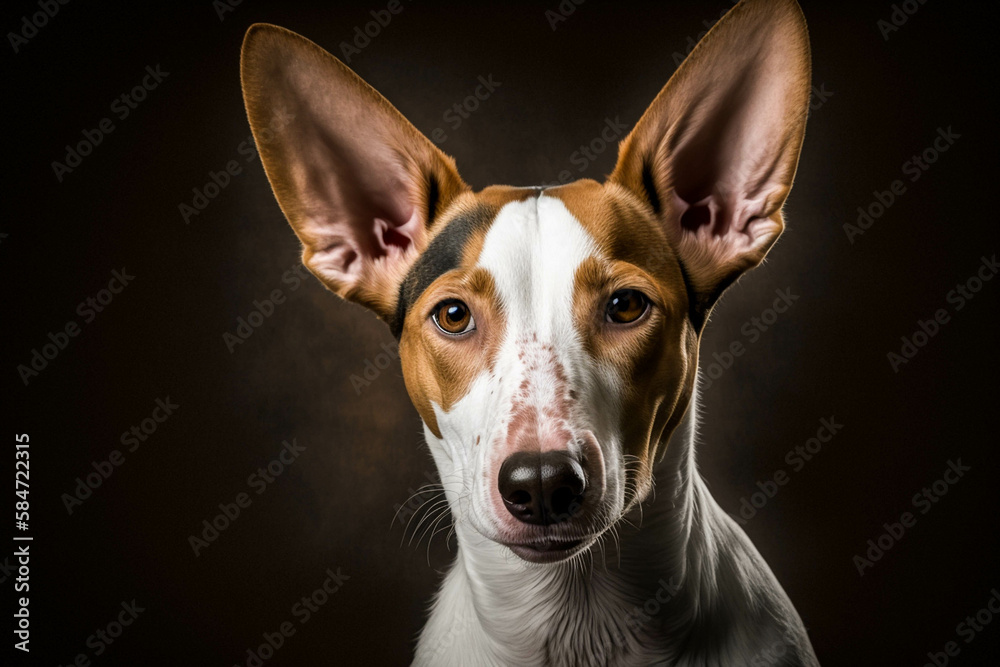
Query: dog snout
[{"left": 497, "top": 451, "right": 588, "bottom": 525}]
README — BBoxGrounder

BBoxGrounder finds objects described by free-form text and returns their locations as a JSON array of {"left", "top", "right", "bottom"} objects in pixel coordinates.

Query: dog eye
[
  {"left": 606, "top": 289, "right": 649, "bottom": 324},
  {"left": 432, "top": 300, "right": 476, "bottom": 335}
]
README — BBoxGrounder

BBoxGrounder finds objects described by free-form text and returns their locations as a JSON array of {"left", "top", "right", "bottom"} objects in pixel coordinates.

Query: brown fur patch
[{"left": 400, "top": 267, "right": 505, "bottom": 438}]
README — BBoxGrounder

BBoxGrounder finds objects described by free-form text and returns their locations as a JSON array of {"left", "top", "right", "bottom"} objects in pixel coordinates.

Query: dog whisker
[
  {"left": 405, "top": 498, "right": 449, "bottom": 548},
  {"left": 397, "top": 495, "right": 444, "bottom": 542},
  {"left": 425, "top": 508, "right": 455, "bottom": 566},
  {"left": 414, "top": 505, "right": 451, "bottom": 554}
]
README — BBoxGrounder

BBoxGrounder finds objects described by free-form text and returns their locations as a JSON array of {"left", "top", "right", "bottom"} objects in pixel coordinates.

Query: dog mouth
[{"left": 503, "top": 537, "right": 589, "bottom": 564}]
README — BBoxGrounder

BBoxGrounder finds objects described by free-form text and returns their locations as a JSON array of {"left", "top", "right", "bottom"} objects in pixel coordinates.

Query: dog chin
[{"left": 503, "top": 537, "right": 594, "bottom": 564}]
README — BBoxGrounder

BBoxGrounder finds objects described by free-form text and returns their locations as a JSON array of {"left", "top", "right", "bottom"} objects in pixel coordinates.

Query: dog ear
[
  {"left": 241, "top": 23, "right": 468, "bottom": 320},
  {"left": 610, "top": 0, "right": 811, "bottom": 323}
]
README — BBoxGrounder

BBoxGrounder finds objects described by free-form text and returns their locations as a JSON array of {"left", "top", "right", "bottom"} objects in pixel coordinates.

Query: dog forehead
[{"left": 476, "top": 195, "right": 600, "bottom": 338}]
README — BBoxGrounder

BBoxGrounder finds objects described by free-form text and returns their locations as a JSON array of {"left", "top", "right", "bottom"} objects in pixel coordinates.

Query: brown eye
[
  {"left": 432, "top": 300, "right": 475, "bottom": 335},
  {"left": 606, "top": 289, "right": 649, "bottom": 324}
]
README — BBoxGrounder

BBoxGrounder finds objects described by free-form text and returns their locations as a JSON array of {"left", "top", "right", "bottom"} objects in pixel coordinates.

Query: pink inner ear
[
  {"left": 666, "top": 57, "right": 797, "bottom": 253},
  {"left": 379, "top": 219, "right": 414, "bottom": 253},
  {"left": 309, "top": 126, "right": 418, "bottom": 247},
  {"left": 256, "top": 52, "right": 441, "bottom": 287},
  {"left": 308, "top": 209, "right": 422, "bottom": 282},
  {"left": 672, "top": 187, "right": 777, "bottom": 263},
  {"left": 290, "top": 115, "right": 426, "bottom": 281}
]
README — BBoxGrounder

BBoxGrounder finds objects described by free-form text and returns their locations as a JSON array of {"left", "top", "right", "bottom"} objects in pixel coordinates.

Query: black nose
[{"left": 498, "top": 451, "right": 587, "bottom": 525}]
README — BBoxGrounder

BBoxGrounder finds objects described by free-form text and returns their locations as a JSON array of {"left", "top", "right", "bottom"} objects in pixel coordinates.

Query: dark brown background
[{"left": 4, "top": 0, "right": 999, "bottom": 665}]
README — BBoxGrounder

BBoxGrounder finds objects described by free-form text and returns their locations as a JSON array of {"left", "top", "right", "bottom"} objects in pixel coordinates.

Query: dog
[{"left": 241, "top": 0, "right": 818, "bottom": 664}]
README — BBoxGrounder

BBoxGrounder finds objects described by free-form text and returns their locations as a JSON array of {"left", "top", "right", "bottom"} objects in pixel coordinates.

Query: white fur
[{"left": 411, "top": 195, "right": 819, "bottom": 666}]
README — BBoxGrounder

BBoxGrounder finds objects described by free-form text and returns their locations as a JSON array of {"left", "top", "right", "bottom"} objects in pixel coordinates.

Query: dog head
[{"left": 241, "top": 0, "right": 810, "bottom": 563}]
